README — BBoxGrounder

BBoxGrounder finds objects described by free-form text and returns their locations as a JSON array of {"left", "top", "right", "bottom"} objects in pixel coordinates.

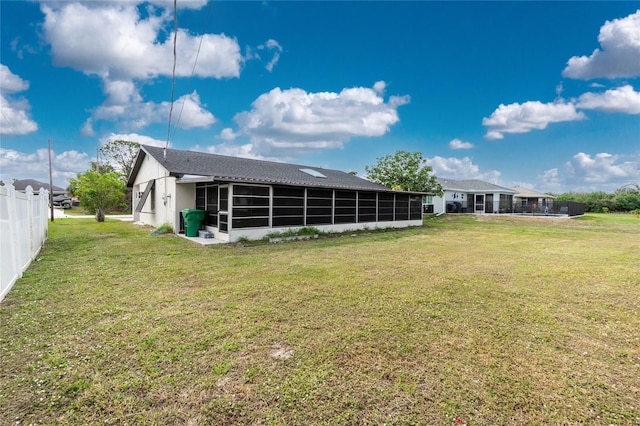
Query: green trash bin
[{"left": 182, "top": 209, "right": 206, "bottom": 237}]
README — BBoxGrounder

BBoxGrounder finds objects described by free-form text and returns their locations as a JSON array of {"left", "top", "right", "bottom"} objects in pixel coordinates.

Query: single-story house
[
  {"left": 127, "top": 145, "right": 424, "bottom": 242},
  {"left": 8, "top": 179, "right": 66, "bottom": 196},
  {"left": 427, "top": 177, "right": 518, "bottom": 214},
  {"left": 512, "top": 186, "right": 555, "bottom": 213}
]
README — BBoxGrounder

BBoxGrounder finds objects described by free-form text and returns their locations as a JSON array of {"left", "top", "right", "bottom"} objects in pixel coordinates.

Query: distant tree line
[{"left": 553, "top": 187, "right": 640, "bottom": 213}]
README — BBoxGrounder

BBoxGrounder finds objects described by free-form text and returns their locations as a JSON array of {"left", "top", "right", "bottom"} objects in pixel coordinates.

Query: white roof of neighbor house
[
  {"left": 436, "top": 177, "right": 517, "bottom": 194},
  {"left": 512, "top": 186, "right": 556, "bottom": 199}
]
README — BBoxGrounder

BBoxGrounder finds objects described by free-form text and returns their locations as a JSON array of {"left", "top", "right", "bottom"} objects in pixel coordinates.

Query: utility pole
[{"left": 48, "top": 139, "right": 54, "bottom": 222}]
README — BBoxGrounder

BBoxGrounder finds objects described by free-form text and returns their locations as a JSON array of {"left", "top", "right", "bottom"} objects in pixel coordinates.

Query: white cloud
[
  {"left": 81, "top": 118, "right": 96, "bottom": 137},
  {"left": 191, "top": 142, "right": 279, "bottom": 162},
  {"left": 373, "top": 81, "right": 387, "bottom": 94},
  {"left": 0, "top": 147, "right": 91, "bottom": 188},
  {"left": 0, "top": 64, "right": 38, "bottom": 135},
  {"left": 257, "top": 39, "right": 283, "bottom": 72},
  {"left": 0, "top": 94, "right": 39, "bottom": 136},
  {"left": 576, "top": 85, "right": 640, "bottom": 114},
  {"left": 218, "top": 128, "right": 238, "bottom": 141},
  {"left": 170, "top": 92, "right": 217, "bottom": 129},
  {"left": 567, "top": 152, "right": 638, "bottom": 183},
  {"left": 482, "top": 101, "right": 585, "bottom": 140},
  {"left": 539, "top": 152, "right": 640, "bottom": 192},
  {"left": 233, "top": 83, "right": 410, "bottom": 155},
  {"left": 92, "top": 90, "right": 215, "bottom": 130},
  {"left": 41, "top": 2, "right": 242, "bottom": 81},
  {"left": 99, "top": 133, "right": 166, "bottom": 148},
  {"left": 424, "top": 156, "right": 501, "bottom": 183},
  {"left": 39, "top": 2, "right": 236, "bottom": 130},
  {"left": 449, "top": 138, "right": 474, "bottom": 150},
  {"left": 563, "top": 10, "right": 640, "bottom": 80},
  {"left": 0, "top": 64, "right": 29, "bottom": 93},
  {"left": 555, "top": 82, "right": 564, "bottom": 99},
  {"left": 147, "top": 0, "right": 208, "bottom": 10}
]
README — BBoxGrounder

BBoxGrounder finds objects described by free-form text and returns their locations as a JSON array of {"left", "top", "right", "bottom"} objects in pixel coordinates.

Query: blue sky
[{"left": 1, "top": 1, "right": 639, "bottom": 193}]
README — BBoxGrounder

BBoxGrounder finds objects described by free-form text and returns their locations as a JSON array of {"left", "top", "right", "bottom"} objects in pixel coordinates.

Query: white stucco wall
[
  {"left": 131, "top": 154, "right": 180, "bottom": 230},
  {"left": 433, "top": 191, "right": 469, "bottom": 214},
  {"left": 434, "top": 190, "right": 514, "bottom": 214}
]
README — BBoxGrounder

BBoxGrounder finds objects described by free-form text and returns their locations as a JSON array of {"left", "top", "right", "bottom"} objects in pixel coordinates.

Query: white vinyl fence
[{"left": 0, "top": 184, "right": 49, "bottom": 302}]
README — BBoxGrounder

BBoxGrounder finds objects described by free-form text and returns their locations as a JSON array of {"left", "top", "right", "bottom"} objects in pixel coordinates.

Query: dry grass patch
[{"left": 1, "top": 214, "right": 639, "bottom": 425}]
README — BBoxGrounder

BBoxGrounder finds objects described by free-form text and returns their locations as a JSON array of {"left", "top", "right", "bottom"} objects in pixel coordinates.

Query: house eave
[{"left": 176, "top": 175, "right": 426, "bottom": 195}]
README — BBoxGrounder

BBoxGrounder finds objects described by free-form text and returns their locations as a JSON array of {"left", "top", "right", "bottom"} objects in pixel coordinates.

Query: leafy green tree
[
  {"left": 69, "top": 170, "right": 126, "bottom": 222},
  {"left": 561, "top": 191, "right": 613, "bottom": 213},
  {"left": 613, "top": 188, "right": 640, "bottom": 211},
  {"left": 98, "top": 140, "right": 140, "bottom": 213},
  {"left": 89, "top": 161, "right": 115, "bottom": 174},
  {"left": 365, "top": 150, "right": 442, "bottom": 194},
  {"left": 99, "top": 140, "right": 140, "bottom": 180},
  {"left": 554, "top": 188, "right": 640, "bottom": 213}
]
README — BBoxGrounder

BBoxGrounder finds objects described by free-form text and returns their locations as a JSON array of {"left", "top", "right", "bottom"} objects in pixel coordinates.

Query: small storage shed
[{"left": 127, "top": 145, "right": 424, "bottom": 242}]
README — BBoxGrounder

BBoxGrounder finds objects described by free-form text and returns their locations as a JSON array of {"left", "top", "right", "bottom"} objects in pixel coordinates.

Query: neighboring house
[
  {"left": 428, "top": 177, "right": 518, "bottom": 214},
  {"left": 512, "top": 186, "right": 555, "bottom": 213},
  {"left": 127, "top": 145, "right": 424, "bottom": 242},
  {"left": 7, "top": 179, "right": 66, "bottom": 196}
]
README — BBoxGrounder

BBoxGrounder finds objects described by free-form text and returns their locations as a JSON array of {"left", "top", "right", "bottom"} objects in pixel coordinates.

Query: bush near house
[{"left": 555, "top": 188, "right": 640, "bottom": 213}]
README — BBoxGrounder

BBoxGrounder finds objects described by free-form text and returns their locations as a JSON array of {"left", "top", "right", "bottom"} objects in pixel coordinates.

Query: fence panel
[{"left": 0, "top": 184, "right": 49, "bottom": 302}]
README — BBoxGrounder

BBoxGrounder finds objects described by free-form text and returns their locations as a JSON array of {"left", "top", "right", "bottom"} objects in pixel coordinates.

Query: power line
[
  {"left": 171, "top": 0, "right": 214, "bottom": 142},
  {"left": 165, "top": 0, "right": 178, "bottom": 154}
]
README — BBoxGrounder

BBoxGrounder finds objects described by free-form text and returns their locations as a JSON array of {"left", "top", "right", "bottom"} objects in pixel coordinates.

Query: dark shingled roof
[
  {"left": 8, "top": 179, "right": 66, "bottom": 194},
  {"left": 437, "top": 177, "right": 517, "bottom": 193},
  {"left": 128, "top": 145, "right": 399, "bottom": 192}
]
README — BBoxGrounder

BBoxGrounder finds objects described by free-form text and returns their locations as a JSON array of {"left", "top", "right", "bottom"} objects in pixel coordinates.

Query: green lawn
[{"left": 1, "top": 214, "right": 639, "bottom": 425}]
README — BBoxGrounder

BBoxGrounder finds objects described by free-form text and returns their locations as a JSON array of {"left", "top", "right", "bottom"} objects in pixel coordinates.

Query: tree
[
  {"left": 365, "top": 150, "right": 442, "bottom": 194},
  {"left": 69, "top": 170, "right": 126, "bottom": 222},
  {"left": 99, "top": 140, "right": 140, "bottom": 180},
  {"left": 89, "top": 161, "right": 115, "bottom": 174},
  {"left": 99, "top": 140, "right": 140, "bottom": 213},
  {"left": 613, "top": 188, "right": 640, "bottom": 211}
]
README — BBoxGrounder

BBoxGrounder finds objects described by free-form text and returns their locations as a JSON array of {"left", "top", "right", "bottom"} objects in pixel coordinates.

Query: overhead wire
[
  {"left": 165, "top": 0, "right": 178, "bottom": 154},
  {"left": 171, "top": 0, "right": 214, "bottom": 142}
]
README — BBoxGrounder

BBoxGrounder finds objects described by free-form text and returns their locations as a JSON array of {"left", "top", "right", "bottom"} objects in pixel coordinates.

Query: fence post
[
  {"left": 0, "top": 183, "right": 50, "bottom": 303},
  {"left": 1, "top": 184, "right": 19, "bottom": 301}
]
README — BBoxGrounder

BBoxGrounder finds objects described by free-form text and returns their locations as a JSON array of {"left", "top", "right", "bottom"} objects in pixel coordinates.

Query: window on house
[
  {"left": 219, "top": 214, "right": 228, "bottom": 233},
  {"left": 395, "top": 194, "right": 409, "bottom": 220},
  {"left": 196, "top": 185, "right": 205, "bottom": 210},
  {"left": 206, "top": 185, "right": 218, "bottom": 226},
  {"left": 500, "top": 194, "right": 513, "bottom": 213},
  {"left": 378, "top": 192, "right": 394, "bottom": 221},
  {"left": 358, "top": 191, "right": 377, "bottom": 223},
  {"left": 422, "top": 195, "right": 433, "bottom": 204},
  {"left": 409, "top": 195, "right": 422, "bottom": 220},
  {"left": 219, "top": 186, "right": 229, "bottom": 211},
  {"left": 196, "top": 183, "right": 219, "bottom": 226},
  {"left": 232, "top": 185, "right": 270, "bottom": 228},
  {"left": 334, "top": 190, "right": 356, "bottom": 224},
  {"left": 299, "top": 168, "right": 327, "bottom": 178},
  {"left": 306, "top": 188, "right": 333, "bottom": 225},
  {"left": 273, "top": 186, "right": 304, "bottom": 227},
  {"left": 135, "top": 180, "right": 155, "bottom": 213}
]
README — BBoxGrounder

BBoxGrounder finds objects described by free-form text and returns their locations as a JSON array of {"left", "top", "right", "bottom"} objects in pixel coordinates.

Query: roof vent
[{"left": 299, "top": 168, "right": 327, "bottom": 178}]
